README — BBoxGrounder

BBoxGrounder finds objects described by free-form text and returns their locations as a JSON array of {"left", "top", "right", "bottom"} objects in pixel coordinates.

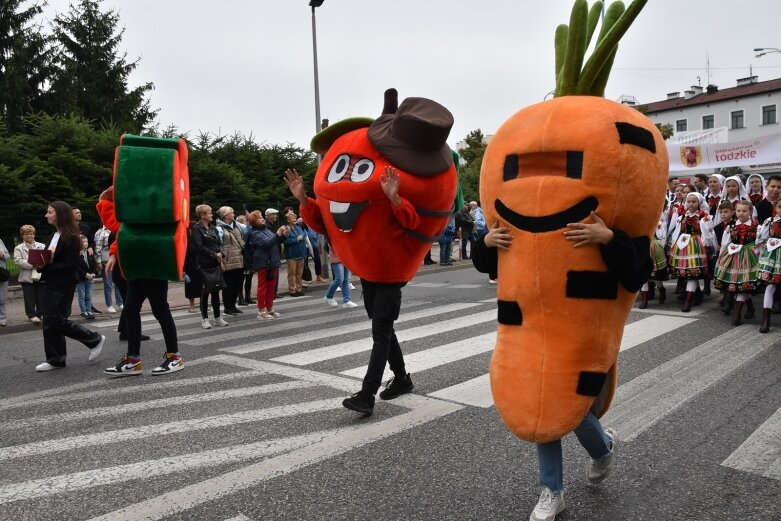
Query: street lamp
[
  {"left": 310, "top": 0, "right": 324, "bottom": 141},
  {"left": 754, "top": 47, "right": 781, "bottom": 58}
]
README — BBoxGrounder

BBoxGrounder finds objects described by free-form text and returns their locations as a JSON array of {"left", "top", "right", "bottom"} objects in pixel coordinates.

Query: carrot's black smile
[{"left": 495, "top": 197, "right": 598, "bottom": 233}]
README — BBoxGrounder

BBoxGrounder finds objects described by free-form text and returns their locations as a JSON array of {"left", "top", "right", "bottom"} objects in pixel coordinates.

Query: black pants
[
  {"left": 360, "top": 279, "right": 407, "bottom": 395},
  {"left": 312, "top": 250, "right": 322, "bottom": 277},
  {"left": 244, "top": 271, "right": 255, "bottom": 300},
  {"left": 114, "top": 264, "right": 129, "bottom": 335},
  {"left": 21, "top": 282, "right": 44, "bottom": 318},
  {"left": 124, "top": 278, "right": 178, "bottom": 357},
  {"left": 42, "top": 283, "right": 101, "bottom": 364},
  {"left": 461, "top": 231, "right": 475, "bottom": 259},
  {"left": 201, "top": 287, "right": 221, "bottom": 319},
  {"left": 223, "top": 268, "right": 243, "bottom": 311}
]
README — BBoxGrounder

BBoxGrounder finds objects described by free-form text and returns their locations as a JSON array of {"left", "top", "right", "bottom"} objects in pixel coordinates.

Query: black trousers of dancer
[
  {"left": 124, "top": 278, "right": 178, "bottom": 357},
  {"left": 359, "top": 279, "right": 407, "bottom": 395},
  {"left": 222, "top": 268, "right": 243, "bottom": 311},
  {"left": 42, "top": 283, "right": 101, "bottom": 365}
]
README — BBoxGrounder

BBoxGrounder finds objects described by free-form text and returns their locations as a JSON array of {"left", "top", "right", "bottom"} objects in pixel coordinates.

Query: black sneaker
[
  {"left": 224, "top": 309, "right": 240, "bottom": 316},
  {"left": 342, "top": 391, "right": 375, "bottom": 416},
  {"left": 91, "top": 306, "right": 102, "bottom": 315},
  {"left": 379, "top": 373, "right": 414, "bottom": 400}
]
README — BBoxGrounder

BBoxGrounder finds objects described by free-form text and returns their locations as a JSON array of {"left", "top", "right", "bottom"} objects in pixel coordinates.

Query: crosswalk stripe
[
  {"left": 409, "top": 282, "right": 449, "bottom": 288},
  {"left": 181, "top": 301, "right": 428, "bottom": 346},
  {"left": 340, "top": 332, "right": 496, "bottom": 380},
  {"left": 479, "top": 297, "right": 497, "bottom": 303},
  {"left": 93, "top": 309, "right": 194, "bottom": 329},
  {"left": 224, "top": 516, "right": 252, "bottom": 521},
  {"left": 0, "top": 398, "right": 343, "bottom": 462},
  {"left": 428, "top": 374, "right": 493, "bottom": 408},
  {"left": 630, "top": 300, "right": 720, "bottom": 317},
  {"left": 619, "top": 315, "right": 696, "bottom": 352},
  {"left": 0, "top": 357, "right": 213, "bottom": 412},
  {"left": 449, "top": 284, "right": 483, "bottom": 289},
  {"left": 220, "top": 303, "right": 480, "bottom": 355},
  {"left": 604, "top": 327, "right": 778, "bottom": 441},
  {"left": 85, "top": 395, "right": 462, "bottom": 521},
  {"left": 2, "top": 381, "right": 315, "bottom": 431},
  {"left": 721, "top": 406, "right": 781, "bottom": 481},
  {"left": 0, "top": 425, "right": 368, "bottom": 505},
  {"left": 271, "top": 309, "right": 497, "bottom": 366},
  {"left": 0, "top": 370, "right": 263, "bottom": 412}
]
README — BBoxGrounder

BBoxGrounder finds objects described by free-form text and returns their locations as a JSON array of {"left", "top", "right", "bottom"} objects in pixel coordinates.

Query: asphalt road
[{"left": 0, "top": 266, "right": 779, "bottom": 521}]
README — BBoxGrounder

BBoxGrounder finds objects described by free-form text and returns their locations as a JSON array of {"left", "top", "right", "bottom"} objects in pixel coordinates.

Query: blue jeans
[
  {"left": 438, "top": 240, "right": 453, "bottom": 264},
  {"left": 102, "top": 268, "right": 123, "bottom": 307},
  {"left": 536, "top": 411, "right": 611, "bottom": 493},
  {"left": 76, "top": 280, "right": 94, "bottom": 314},
  {"left": 326, "top": 263, "right": 351, "bottom": 302}
]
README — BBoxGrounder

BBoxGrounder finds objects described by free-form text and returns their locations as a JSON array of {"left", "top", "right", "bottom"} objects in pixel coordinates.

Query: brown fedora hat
[{"left": 367, "top": 96, "right": 454, "bottom": 177}]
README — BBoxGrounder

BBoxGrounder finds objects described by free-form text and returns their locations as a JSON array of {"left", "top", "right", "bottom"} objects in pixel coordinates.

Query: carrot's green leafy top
[{"left": 554, "top": 0, "right": 647, "bottom": 97}]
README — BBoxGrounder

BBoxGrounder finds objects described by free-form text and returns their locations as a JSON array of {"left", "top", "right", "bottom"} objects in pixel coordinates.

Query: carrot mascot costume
[{"left": 479, "top": 0, "right": 668, "bottom": 443}]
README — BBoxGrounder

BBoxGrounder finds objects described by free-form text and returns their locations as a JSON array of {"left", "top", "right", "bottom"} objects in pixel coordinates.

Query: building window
[
  {"left": 763, "top": 105, "right": 777, "bottom": 125},
  {"left": 702, "top": 115, "right": 714, "bottom": 129},
  {"left": 676, "top": 119, "right": 687, "bottom": 132},
  {"left": 731, "top": 110, "right": 744, "bottom": 129}
]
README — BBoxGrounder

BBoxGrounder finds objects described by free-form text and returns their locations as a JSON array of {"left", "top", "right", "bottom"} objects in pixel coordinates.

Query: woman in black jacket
[
  {"left": 191, "top": 204, "right": 228, "bottom": 329},
  {"left": 34, "top": 201, "right": 105, "bottom": 371}
]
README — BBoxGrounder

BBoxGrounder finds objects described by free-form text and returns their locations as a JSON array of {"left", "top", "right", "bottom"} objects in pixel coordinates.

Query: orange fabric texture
[
  {"left": 480, "top": 96, "right": 668, "bottom": 443},
  {"left": 301, "top": 128, "right": 457, "bottom": 283}
]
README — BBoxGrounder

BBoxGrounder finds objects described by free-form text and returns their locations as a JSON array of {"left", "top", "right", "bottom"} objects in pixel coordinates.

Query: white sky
[{"left": 39, "top": 0, "right": 781, "bottom": 150}]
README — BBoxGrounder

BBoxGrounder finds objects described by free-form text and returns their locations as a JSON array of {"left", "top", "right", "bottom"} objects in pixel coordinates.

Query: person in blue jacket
[
  {"left": 246, "top": 210, "right": 288, "bottom": 318},
  {"left": 283, "top": 210, "right": 307, "bottom": 297}
]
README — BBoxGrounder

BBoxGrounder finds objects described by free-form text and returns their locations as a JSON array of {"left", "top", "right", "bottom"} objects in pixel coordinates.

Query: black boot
[
  {"left": 723, "top": 294, "right": 735, "bottom": 315},
  {"left": 647, "top": 281, "right": 656, "bottom": 300},
  {"left": 638, "top": 291, "right": 649, "bottom": 309},
  {"left": 703, "top": 278, "right": 711, "bottom": 296},
  {"left": 342, "top": 391, "right": 375, "bottom": 416},
  {"left": 379, "top": 373, "right": 414, "bottom": 400},
  {"left": 693, "top": 287, "right": 703, "bottom": 306},
  {"left": 732, "top": 301, "right": 745, "bottom": 326},
  {"left": 745, "top": 298, "right": 755, "bottom": 319},
  {"left": 658, "top": 286, "right": 667, "bottom": 305},
  {"left": 760, "top": 308, "right": 771, "bottom": 333},
  {"left": 682, "top": 292, "right": 694, "bottom": 312}
]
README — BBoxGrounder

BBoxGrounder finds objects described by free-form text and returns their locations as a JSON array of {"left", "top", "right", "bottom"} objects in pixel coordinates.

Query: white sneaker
[
  {"left": 489, "top": 279, "right": 498, "bottom": 284},
  {"left": 325, "top": 297, "right": 338, "bottom": 307},
  {"left": 30, "top": 316, "right": 41, "bottom": 325},
  {"left": 529, "top": 487, "right": 565, "bottom": 521},
  {"left": 588, "top": 428, "right": 619, "bottom": 484},
  {"left": 214, "top": 317, "right": 229, "bottom": 327},
  {"left": 268, "top": 310, "right": 281, "bottom": 318},
  {"left": 201, "top": 319, "right": 212, "bottom": 329},
  {"left": 342, "top": 301, "right": 358, "bottom": 308},
  {"left": 335, "top": 286, "right": 341, "bottom": 292},
  {"left": 349, "top": 282, "right": 355, "bottom": 290},
  {"left": 258, "top": 311, "right": 273, "bottom": 319},
  {"left": 119, "top": 304, "right": 124, "bottom": 310},
  {"left": 87, "top": 335, "right": 106, "bottom": 361},
  {"left": 35, "top": 362, "right": 64, "bottom": 372},
  {"left": 106, "top": 306, "right": 117, "bottom": 313}
]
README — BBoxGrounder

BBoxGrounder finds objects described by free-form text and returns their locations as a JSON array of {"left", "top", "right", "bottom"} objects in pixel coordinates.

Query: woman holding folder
[{"left": 32, "top": 201, "right": 105, "bottom": 371}]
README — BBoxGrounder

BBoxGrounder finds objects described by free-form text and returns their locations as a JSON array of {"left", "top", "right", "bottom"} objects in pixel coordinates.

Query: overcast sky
[{"left": 40, "top": 0, "right": 781, "bottom": 150}]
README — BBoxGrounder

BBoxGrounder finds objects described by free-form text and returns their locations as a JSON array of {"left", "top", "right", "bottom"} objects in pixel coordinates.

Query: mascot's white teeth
[
  {"left": 329, "top": 200, "right": 369, "bottom": 232},
  {"left": 330, "top": 201, "right": 351, "bottom": 214}
]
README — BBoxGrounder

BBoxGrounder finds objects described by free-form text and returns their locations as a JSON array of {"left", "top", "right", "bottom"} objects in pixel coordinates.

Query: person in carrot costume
[{"left": 473, "top": 1, "right": 667, "bottom": 519}]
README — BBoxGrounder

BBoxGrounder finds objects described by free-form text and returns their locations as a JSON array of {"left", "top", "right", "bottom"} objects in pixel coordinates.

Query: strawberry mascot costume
[{"left": 286, "top": 89, "right": 458, "bottom": 415}]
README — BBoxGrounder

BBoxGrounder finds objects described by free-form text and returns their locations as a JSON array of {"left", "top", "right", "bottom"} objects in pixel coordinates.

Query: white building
[{"left": 643, "top": 76, "right": 781, "bottom": 176}]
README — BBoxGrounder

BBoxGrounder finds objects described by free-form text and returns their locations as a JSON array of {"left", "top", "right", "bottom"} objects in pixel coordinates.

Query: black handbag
[
  {"left": 200, "top": 265, "right": 226, "bottom": 292},
  {"left": 0, "top": 266, "right": 9, "bottom": 283}
]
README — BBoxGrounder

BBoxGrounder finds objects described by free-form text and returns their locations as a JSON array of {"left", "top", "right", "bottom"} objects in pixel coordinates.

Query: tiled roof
[{"left": 643, "top": 78, "right": 781, "bottom": 114}]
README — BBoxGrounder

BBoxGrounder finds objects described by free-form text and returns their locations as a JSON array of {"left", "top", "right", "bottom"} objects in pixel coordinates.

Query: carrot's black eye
[{"left": 615, "top": 122, "right": 656, "bottom": 153}]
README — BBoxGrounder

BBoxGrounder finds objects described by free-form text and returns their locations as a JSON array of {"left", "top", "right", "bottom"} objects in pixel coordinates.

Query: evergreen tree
[
  {"left": 0, "top": 0, "right": 53, "bottom": 133},
  {"left": 458, "top": 129, "right": 488, "bottom": 202},
  {"left": 48, "top": 0, "right": 156, "bottom": 132}
]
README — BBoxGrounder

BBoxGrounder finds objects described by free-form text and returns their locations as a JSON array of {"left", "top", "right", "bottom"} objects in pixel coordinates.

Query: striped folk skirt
[
  {"left": 757, "top": 242, "right": 781, "bottom": 285},
  {"left": 669, "top": 234, "right": 709, "bottom": 280},
  {"left": 714, "top": 244, "right": 759, "bottom": 293},
  {"left": 650, "top": 238, "right": 669, "bottom": 281}
]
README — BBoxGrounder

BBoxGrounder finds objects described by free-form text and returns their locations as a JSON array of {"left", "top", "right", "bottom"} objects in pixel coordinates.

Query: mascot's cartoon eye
[
  {"left": 350, "top": 158, "right": 375, "bottom": 183},
  {"left": 327, "top": 154, "right": 351, "bottom": 182}
]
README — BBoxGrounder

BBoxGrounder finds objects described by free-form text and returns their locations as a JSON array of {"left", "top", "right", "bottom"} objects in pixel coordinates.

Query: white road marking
[
  {"left": 220, "top": 303, "right": 479, "bottom": 355},
  {"left": 604, "top": 327, "right": 779, "bottom": 441},
  {"left": 448, "top": 284, "right": 483, "bottom": 289},
  {"left": 0, "top": 370, "right": 263, "bottom": 412},
  {"left": 182, "top": 301, "right": 428, "bottom": 346},
  {"left": 409, "top": 282, "right": 449, "bottom": 288},
  {"left": 224, "top": 516, "right": 252, "bottom": 521},
  {"left": 340, "top": 332, "right": 496, "bottom": 380},
  {"left": 93, "top": 308, "right": 193, "bottom": 329},
  {"left": 0, "top": 398, "right": 343, "bottom": 462},
  {"left": 479, "top": 297, "right": 497, "bottom": 303},
  {"left": 0, "top": 357, "right": 214, "bottom": 411},
  {"left": 630, "top": 300, "right": 720, "bottom": 317},
  {"left": 2, "top": 381, "right": 315, "bottom": 431},
  {"left": 619, "top": 315, "right": 696, "bottom": 352},
  {"left": 429, "top": 374, "right": 493, "bottom": 408},
  {"left": 0, "top": 425, "right": 371, "bottom": 505},
  {"left": 722, "top": 406, "right": 781, "bottom": 481},
  {"left": 86, "top": 395, "right": 462, "bottom": 520},
  {"left": 272, "top": 309, "right": 497, "bottom": 366}
]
